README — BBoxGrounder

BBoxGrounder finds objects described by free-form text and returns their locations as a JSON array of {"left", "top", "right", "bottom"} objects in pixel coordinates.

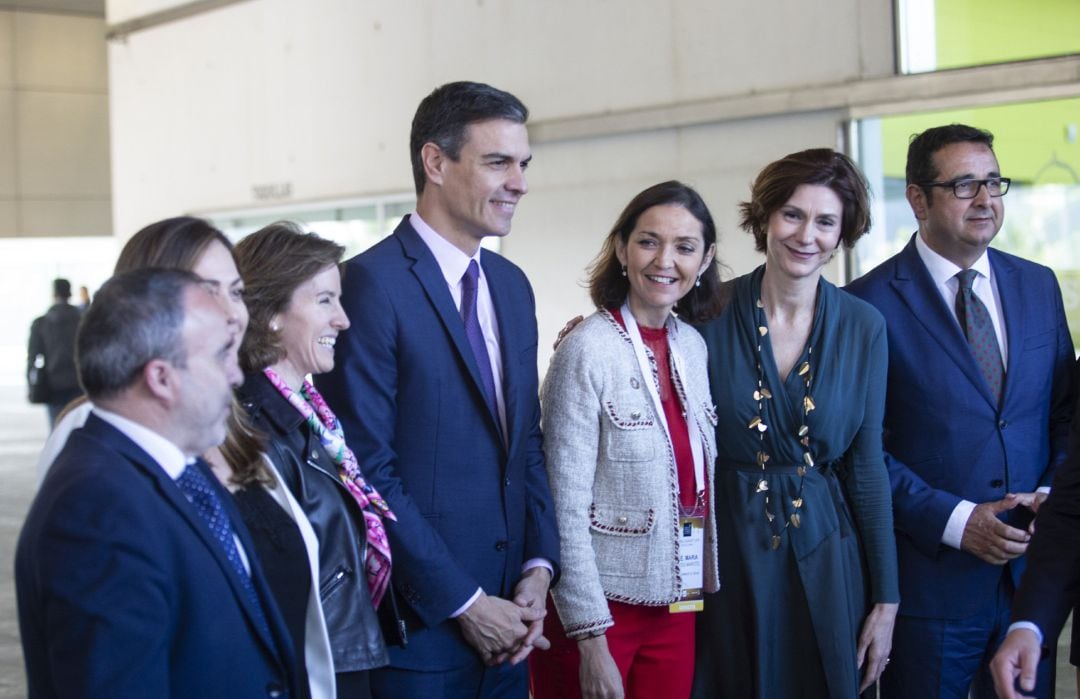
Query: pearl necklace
[{"left": 750, "top": 297, "right": 816, "bottom": 550}]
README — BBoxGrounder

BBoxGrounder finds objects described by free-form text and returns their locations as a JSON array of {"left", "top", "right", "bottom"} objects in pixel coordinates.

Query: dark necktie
[
  {"left": 461, "top": 260, "right": 501, "bottom": 429},
  {"left": 175, "top": 459, "right": 273, "bottom": 643},
  {"left": 955, "top": 269, "right": 1004, "bottom": 404}
]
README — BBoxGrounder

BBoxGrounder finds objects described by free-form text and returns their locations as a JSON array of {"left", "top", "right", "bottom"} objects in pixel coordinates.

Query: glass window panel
[
  {"left": 209, "top": 196, "right": 415, "bottom": 259},
  {"left": 208, "top": 192, "right": 504, "bottom": 258},
  {"left": 897, "top": 0, "right": 1080, "bottom": 74}
]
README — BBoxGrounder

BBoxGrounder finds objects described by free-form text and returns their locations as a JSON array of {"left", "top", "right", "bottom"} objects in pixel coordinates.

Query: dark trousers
[
  {"left": 370, "top": 658, "right": 526, "bottom": 699},
  {"left": 881, "top": 576, "right": 1055, "bottom": 698}
]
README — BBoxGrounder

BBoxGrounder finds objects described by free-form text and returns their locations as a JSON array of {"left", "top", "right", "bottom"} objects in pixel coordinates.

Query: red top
[{"left": 613, "top": 309, "right": 702, "bottom": 512}]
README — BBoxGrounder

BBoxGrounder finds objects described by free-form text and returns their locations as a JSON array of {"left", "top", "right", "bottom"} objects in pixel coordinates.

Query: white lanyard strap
[{"left": 620, "top": 303, "right": 706, "bottom": 498}]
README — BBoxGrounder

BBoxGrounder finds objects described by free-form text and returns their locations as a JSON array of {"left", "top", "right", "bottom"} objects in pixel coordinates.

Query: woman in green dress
[{"left": 692, "top": 149, "right": 899, "bottom": 698}]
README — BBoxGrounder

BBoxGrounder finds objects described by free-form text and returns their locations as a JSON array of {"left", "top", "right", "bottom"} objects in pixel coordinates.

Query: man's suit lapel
[
  {"left": 81, "top": 415, "right": 286, "bottom": 663},
  {"left": 484, "top": 250, "right": 524, "bottom": 458},
  {"left": 990, "top": 249, "right": 1024, "bottom": 406},
  {"left": 396, "top": 220, "right": 505, "bottom": 443},
  {"left": 889, "top": 236, "right": 999, "bottom": 408}
]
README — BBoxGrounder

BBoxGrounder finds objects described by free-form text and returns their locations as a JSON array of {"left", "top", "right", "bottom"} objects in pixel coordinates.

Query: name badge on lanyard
[
  {"left": 620, "top": 303, "right": 706, "bottom": 614},
  {"left": 671, "top": 514, "right": 705, "bottom": 613}
]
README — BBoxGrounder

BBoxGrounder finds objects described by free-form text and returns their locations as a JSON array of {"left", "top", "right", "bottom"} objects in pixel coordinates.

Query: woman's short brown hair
[
  {"left": 587, "top": 180, "right": 722, "bottom": 324},
  {"left": 234, "top": 221, "right": 345, "bottom": 373},
  {"left": 739, "top": 148, "right": 871, "bottom": 252}
]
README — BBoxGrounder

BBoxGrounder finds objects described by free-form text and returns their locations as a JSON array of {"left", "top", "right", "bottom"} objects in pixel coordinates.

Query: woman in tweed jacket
[{"left": 529, "top": 182, "right": 721, "bottom": 699}]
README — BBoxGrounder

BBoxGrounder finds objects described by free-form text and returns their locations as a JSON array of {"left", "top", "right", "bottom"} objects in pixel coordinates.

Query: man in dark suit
[
  {"left": 846, "top": 123, "right": 1075, "bottom": 698},
  {"left": 16, "top": 268, "right": 300, "bottom": 698},
  {"left": 26, "top": 278, "right": 82, "bottom": 425},
  {"left": 991, "top": 365, "right": 1080, "bottom": 698},
  {"left": 315, "top": 81, "right": 560, "bottom": 697}
]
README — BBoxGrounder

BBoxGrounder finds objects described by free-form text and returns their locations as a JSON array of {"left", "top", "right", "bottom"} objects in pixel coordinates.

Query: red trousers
[{"left": 529, "top": 595, "right": 696, "bottom": 699}]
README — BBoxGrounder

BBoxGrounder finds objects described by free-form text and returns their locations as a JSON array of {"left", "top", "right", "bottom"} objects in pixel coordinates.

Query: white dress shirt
[{"left": 915, "top": 233, "right": 1008, "bottom": 362}]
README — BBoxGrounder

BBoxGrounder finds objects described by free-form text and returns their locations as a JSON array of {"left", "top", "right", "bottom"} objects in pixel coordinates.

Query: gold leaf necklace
[{"left": 751, "top": 296, "right": 816, "bottom": 550}]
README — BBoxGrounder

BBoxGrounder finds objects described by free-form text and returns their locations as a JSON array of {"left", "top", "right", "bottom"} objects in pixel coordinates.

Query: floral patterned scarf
[{"left": 264, "top": 368, "right": 395, "bottom": 606}]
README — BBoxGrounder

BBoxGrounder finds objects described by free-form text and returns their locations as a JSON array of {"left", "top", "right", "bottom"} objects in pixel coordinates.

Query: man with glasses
[{"left": 847, "top": 123, "right": 1075, "bottom": 698}]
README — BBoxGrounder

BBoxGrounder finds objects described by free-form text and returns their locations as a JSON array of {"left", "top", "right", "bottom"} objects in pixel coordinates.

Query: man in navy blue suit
[
  {"left": 847, "top": 124, "right": 1075, "bottom": 698},
  {"left": 315, "top": 82, "right": 560, "bottom": 697},
  {"left": 16, "top": 269, "right": 299, "bottom": 698}
]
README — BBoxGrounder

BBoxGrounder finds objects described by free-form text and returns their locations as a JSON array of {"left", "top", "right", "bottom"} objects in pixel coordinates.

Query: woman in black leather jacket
[{"left": 235, "top": 221, "right": 401, "bottom": 698}]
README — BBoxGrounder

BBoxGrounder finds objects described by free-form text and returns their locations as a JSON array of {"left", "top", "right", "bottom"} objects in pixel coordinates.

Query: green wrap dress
[{"left": 691, "top": 266, "right": 899, "bottom": 699}]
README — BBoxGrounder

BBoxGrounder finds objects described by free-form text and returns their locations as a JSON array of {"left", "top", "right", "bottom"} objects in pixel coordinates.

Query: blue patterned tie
[
  {"left": 955, "top": 269, "right": 1004, "bottom": 404},
  {"left": 175, "top": 459, "right": 273, "bottom": 643},
  {"left": 461, "top": 260, "right": 501, "bottom": 430}
]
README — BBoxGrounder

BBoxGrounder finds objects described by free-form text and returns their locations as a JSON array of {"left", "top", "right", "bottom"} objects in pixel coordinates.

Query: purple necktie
[
  {"left": 955, "top": 269, "right": 1004, "bottom": 404},
  {"left": 461, "top": 260, "right": 500, "bottom": 428},
  {"left": 176, "top": 458, "right": 273, "bottom": 644}
]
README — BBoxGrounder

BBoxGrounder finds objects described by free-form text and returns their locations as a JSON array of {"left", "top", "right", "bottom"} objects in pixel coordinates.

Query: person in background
[
  {"left": 847, "top": 124, "right": 1075, "bottom": 699},
  {"left": 531, "top": 181, "right": 719, "bottom": 699},
  {"left": 35, "top": 216, "right": 336, "bottom": 699},
  {"left": 16, "top": 268, "right": 301, "bottom": 697},
  {"left": 27, "top": 278, "right": 82, "bottom": 426},
  {"left": 693, "top": 149, "right": 898, "bottom": 698},
  {"left": 77, "top": 284, "right": 91, "bottom": 311},
  {"left": 314, "top": 81, "right": 560, "bottom": 698},
  {"left": 234, "top": 221, "right": 394, "bottom": 699}
]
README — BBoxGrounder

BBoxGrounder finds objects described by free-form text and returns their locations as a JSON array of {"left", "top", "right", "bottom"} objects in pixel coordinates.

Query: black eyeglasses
[{"left": 919, "top": 177, "right": 1011, "bottom": 199}]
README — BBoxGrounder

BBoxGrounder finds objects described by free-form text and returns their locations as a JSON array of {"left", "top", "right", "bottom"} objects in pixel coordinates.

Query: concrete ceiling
[{"left": 0, "top": 0, "right": 104, "bottom": 16}]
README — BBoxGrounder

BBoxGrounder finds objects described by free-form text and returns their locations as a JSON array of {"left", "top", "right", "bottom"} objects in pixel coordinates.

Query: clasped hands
[
  {"left": 960, "top": 492, "right": 1046, "bottom": 565},
  {"left": 457, "top": 567, "right": 552, "bottom": 666}
]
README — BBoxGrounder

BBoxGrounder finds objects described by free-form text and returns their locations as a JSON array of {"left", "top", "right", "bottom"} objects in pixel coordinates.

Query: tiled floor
[
  {"left": 0, "top": 385, "right": 1076, "bottom": 698},
  {"left": 0, "top": 384, "right": 46, "bottom": 698}
]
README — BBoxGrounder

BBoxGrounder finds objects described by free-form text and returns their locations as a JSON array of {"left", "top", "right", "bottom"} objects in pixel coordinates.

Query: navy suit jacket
[
  {"left": 1011, "top": 361, "right": 1080, "bottom": 644},
  {"left": 846, "top": 235, "right": 1075, "bottom": 619},
  {"left": 15, "top": 414, "right": 299, "bottom": 698},
  {"left": 315, "top": 217, "right": 560, "bottom": 671}
]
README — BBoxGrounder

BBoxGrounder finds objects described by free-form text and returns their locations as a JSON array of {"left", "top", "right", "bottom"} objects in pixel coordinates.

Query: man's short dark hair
[
  {"left": 906, "top": 124, "right": 995, "bottom": 203},
  {"left": 77, "top": 268, "right": 200, "bottom": 400},
  {"left": 409, "top": 81, "right": 528, "bottom": 195},
  {"left": 53, "top": 278, "right": 71, "bottom": 299}
]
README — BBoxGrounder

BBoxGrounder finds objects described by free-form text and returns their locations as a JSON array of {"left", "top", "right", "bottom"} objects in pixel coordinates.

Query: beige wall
[
  {"left": 0, "top": 9, "right": 111, "bottom": 238},
  {"left": 105, "top": 0, "right": 894, "bottom": 364}
]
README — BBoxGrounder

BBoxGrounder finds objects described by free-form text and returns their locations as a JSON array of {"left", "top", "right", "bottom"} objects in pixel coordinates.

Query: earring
[
  {"left": 695, "top": 275, "right": 702, "bottom": 288},
  {"left": 621, "top": 265, "right": 627, "bottom": 277},
  {"left": 270, "top": 322, "right": 279, "bottom": 332}
]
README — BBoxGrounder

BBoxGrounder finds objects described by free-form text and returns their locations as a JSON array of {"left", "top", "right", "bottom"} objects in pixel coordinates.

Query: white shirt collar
[
  {"left": 91, "top": 406, "right": 189, "bottom": 480},
  {"left": 410, "top": 212, "right": 483, "bottom": 287},
  {"left": 915, "top": 231, "right": 992, "bottom": 286}
]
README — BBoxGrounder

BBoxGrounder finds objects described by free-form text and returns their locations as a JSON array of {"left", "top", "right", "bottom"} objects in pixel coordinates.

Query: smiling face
[
  {"left": 271, "top": 264, "right": 349, "bottom": 389},
  {"left": 419, "top": 118, "right": 531, "bottom": 255},
  {"left": 764, "top": 184, "right": 843, "bottom": 282},
  {"left": 908, "top": 141, "right": 1003, "bottom": 268},
  {"left": 616, "top": 204, "right": 714, "bottom": 328}
]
